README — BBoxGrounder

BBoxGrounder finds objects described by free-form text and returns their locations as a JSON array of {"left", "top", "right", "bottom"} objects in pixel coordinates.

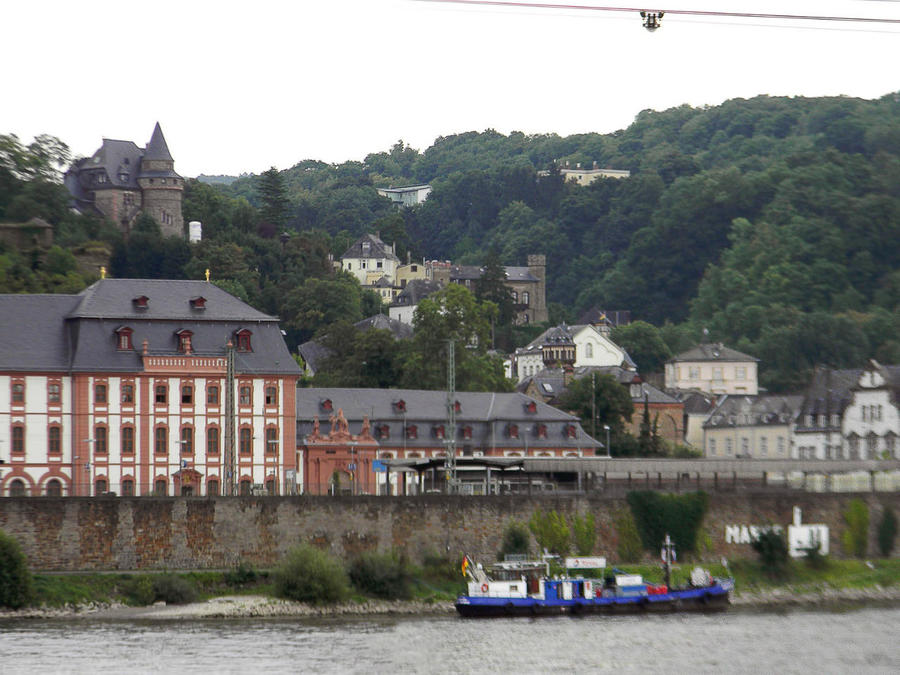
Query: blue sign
[{"left": 372, "top": 460, "right": 387, "bottom": 473}]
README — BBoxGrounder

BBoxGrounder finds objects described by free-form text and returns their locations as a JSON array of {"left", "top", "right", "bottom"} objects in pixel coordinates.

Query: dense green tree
[
  {"left": 257, "top": 167, "right": 290, "bottom": 227},
  {"left": 558, "top": 373, "right": 634, "bottom": 455},
  {"left": 611, "top": 321, "right": 672, "bottom": 374},
  {"left": 402, "top": 284, "right": 510, "bottom": 392}
]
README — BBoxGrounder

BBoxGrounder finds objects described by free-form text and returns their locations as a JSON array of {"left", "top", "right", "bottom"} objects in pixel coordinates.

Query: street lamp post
[
  {"left": 268, "top": 440, "right": 279, "bottom": 495},
  {"left": 82, "top": 438, "right": 95, "bottom": 495},
  {"left": 603, "top": 425, "right": 611, "bottom": 459}
]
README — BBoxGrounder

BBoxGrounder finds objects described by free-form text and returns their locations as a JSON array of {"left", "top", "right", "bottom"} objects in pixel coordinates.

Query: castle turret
[{"left": 137, "top": 123, "right": 184, "bottom": 237}]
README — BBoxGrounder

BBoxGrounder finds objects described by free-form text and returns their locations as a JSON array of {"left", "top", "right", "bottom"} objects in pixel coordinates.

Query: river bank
[{"left": 4, "top": 585, "right": 900, "bottom": 621}]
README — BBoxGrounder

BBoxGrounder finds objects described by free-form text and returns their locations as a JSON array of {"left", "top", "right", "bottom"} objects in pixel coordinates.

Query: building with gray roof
[
  {"left": 1, "top": 278, "right": 299, "bottom": 498},
  {"left": 64, "top": 123, "right": 184, "bottom": 238},
  {"left": 296, "top": 387, "right": 600, "bottom": 495}
]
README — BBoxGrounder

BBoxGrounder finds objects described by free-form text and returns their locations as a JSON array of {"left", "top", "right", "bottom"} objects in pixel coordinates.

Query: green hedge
[{"left": 626, "top": 491, "right": 709, "bottom": 557}]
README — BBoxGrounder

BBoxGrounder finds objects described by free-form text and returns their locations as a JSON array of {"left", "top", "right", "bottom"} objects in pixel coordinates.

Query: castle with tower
[{"left": 65, "top": 123, "right": 184, "bottom": 238}]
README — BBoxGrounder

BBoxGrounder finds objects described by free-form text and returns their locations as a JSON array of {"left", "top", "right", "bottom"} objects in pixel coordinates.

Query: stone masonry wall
[{"left": 1, "top": 492, "right": 898, "bottom": 571}]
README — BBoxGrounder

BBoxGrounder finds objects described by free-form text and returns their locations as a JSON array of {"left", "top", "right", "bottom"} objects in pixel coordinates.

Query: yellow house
[{"left": 665, "top": 343, "right": 759, "bottom": 396}]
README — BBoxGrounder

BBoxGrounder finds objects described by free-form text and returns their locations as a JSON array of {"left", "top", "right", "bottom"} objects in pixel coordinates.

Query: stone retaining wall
[{"left": 1, "top": 492, "right": 897, "bottom": 571}]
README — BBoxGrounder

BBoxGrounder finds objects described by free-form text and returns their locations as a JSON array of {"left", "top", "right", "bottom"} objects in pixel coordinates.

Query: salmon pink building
[{"left": 0, "top": 279, "right": 300, "bottom": 496}]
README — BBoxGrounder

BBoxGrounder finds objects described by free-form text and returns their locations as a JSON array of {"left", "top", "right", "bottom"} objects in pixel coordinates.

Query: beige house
[
  {"left": 665, "top": 343, "right": 759, "bottom": 395},
  {"left": 703, "top": 395, "right": 800, "bottom": 459},
  {"left": 395, "top": 261, "right": 426, "bottom": 290}
]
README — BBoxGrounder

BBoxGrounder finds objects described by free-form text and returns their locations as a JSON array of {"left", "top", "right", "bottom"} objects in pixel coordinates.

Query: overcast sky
[{"left": 3, "top": 0, "right": 899, "bottom": 177}]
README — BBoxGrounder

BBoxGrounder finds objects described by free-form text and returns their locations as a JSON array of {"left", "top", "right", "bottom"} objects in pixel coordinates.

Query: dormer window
[
  {"left": 394, "top": 399, "right": 406, "bottom": 413},
  {"left": 115, "top": 326, "right": 133, "bottom": 350},
  {"left": 537, "top": 424, "right": 548, "bottom": 439},
  {"left": 132, "top": 295, "right": 149, "bottom": 310},
  {"left": 378, "top": 424, "right": 390, "bottom": 440},
  {"left": 566, "top": 424, "right": 577, "bottom": 439},
  {"left": 320, "top": 398, "right": 333, "bottom": 412},
  {"left": 454, "top": 400, "right": 461, "bottom": 413},
  {"left": 434, "top": 425, "right": 445, "bottom": 439},
  {"left": 176, "top": 329, "right": 193, "bottom": 354},
  {"left": 525, "top": 401, "right": 537, "bottom": 414},
  {"left": 406, "top": 424, "right": 417, "bottom": 439},
  {"left": 190, "top": 296, "right": 206, "bottom": 310},
  {"left": 463, "top": 426, "right": 473, "bottom": 440},
  {"left": 235, "top": 329, "right": 252, "bottom": 352},
  {"left": 508, "top": 424, "right": 519, "bottom": 439}
]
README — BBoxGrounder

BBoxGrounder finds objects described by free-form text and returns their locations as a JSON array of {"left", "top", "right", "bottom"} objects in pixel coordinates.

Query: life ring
[{"left": 481, "top": 583, "right": 489, "bottom": 593}]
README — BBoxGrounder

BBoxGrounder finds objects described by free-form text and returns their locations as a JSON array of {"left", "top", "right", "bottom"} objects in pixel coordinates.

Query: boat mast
[{"left": 662, "top": 533, "right": 675, "bottom": 588}]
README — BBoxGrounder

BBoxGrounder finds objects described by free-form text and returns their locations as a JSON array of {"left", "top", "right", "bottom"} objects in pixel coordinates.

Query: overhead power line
[{"left": 415, "top": 0, "right": 900, "bottom": 26}]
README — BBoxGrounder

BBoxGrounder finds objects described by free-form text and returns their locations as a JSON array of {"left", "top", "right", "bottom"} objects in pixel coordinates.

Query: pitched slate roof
[
  {"left": 796, "top": 367, "right": 863, "bottom": 424},
  {"left": 143, "top": 122, "right": 174, "bottom": 162},
  {"left": 668, "top": 343, "right": 759, "bottom": 363},
  {"left": 296, "top": 388, "right": 600, "bottom": 450},
  {"left": 704, "top": 394, "right": 803, "bottom": 429},
  {"left": 354, "top": 314, "right": 413, "bottom": 339},
  {"left": 450, "top": 265, "right": 539, "bottom": 283},
  {"left": 391, "top": 279, "right": 441, "bottom": 307},
  {"left": 70, "top": 279, "right": 274, "bottom": 321},
  {"left": 340, "top": 233, "right": 399, "bottom": 261},
  {"left": 0, "top": 295, "right": 81, "bottom": 371},
  {"left": 0, "top": 279, "right": 299, "bottom": 376}
]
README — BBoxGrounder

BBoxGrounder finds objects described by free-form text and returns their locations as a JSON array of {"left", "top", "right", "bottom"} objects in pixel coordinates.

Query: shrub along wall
[{"left": 0, "top": 492, "right": 899, "bottom": 571}]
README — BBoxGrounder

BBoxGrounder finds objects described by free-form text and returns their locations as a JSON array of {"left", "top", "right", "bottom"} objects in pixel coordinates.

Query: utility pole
[
  {"left": 445, "top": 340, "right": 457, "bottom": 494},
  {"left": 224, "top": 340, "right": 236, "bottom": 496}
]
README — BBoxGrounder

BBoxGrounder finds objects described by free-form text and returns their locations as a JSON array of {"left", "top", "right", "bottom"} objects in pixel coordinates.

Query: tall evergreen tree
[{"left": 257, "top": 167, "right": 289, "bottom": 226}]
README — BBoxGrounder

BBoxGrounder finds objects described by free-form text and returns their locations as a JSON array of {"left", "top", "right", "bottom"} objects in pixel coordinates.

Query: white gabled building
[
  {"left": 512, "top": 324, "right": 633, "bottom": 383},
  {"left": 842, "top": 361, "right": 900, "bottom": 460},
  {"left": 340, "top": 233, "right": 400, "bottom": 287}
]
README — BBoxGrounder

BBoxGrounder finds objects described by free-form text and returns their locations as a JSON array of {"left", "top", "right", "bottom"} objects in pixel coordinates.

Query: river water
[{"left": 1, "top": 606, "right": 898, "bottom": 674}]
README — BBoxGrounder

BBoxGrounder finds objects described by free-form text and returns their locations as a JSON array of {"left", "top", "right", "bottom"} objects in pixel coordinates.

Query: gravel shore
[{"left": 3, "top": 586, "right": 900, "bottom": 621}]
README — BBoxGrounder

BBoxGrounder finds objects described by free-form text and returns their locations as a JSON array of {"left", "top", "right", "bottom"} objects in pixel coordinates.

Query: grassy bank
[
  {"left": 18, "top": 558, "right": 900, "bottom": 610},
  {"left": 619, "top": 558, "right": 900, "bottom": 597}
]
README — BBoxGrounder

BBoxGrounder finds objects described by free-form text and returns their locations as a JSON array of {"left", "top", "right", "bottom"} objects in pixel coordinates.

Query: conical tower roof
[{"left": 144, "top": 122, "right": 174, "bottom": 161}]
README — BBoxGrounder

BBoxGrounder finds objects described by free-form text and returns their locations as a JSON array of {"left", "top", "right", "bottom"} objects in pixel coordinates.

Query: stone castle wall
[{"left": 1, "top": 492, "right": 897, "bottom": 571}]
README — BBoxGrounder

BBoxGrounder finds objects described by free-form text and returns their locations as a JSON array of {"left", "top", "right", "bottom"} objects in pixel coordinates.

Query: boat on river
[{"left": 456, "top": 537, "right": 734, "bottom": 618}]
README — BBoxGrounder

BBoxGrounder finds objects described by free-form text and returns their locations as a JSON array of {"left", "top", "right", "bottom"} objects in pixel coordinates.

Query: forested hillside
[{"left": 2, "top": 93, "right": 899, "bottom": 391}]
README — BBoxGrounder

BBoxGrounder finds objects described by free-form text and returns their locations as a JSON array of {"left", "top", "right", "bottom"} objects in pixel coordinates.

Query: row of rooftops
[{"left": 295, "top": 388, "right": 600, "bottom": 449}]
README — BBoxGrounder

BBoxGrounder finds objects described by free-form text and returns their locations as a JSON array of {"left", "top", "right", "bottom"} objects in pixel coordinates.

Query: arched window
[
  {"left": 522, "top": 291, "right": 530, "bottom": 306},
  {"left": 94, "top": 426, "right": 108, "bottom": 454},
  {"left": 154, "top": 479, "right": 167, "bottom": 496},
  {"left": 9, "top": 479, "right": 27, "bottom": 497},
  {"left": 181, "top": 426, "right": 193, "bottom": 454},
  {"left": 239, "top": 428, "right": 252, "bottom": 455},
  {"left": 207, "top": 427, "right": 220, "bottom": 455},
  {"left": 586, "top": 343, "right": 593, "bottom": 358},
  {"left": 45, "top": 479, "right": 62, "bottom": 497},
  {"left": 240, "top": 479, "right": 252, "bottom": 496},
  {"left": 11, "top": 425, "right": 25, "bottom": 453},
  {"left": 155, "top": 426, "right": 168, "bottom": 454},
  {"left": 207, "top": 479, "right": 220, "bottom": 496},
  {"left": 122, "top": 478, "right": 134, "bottom": 496},
  {"left": 48, "top": 426, "right": 62, "bottom": 455},
  {"left": 265, "top": 427, "right": 278, "bottom": 454},
  {"left": 94, "top": 478, "right": 108, "bottom": 495},
  {"left": 121, "top": 426, "right": 135, "bottom": 455},
  {"left": 265, "top": 478, "right": 276, "bottom": 495},
  {"left": 265, "top": 386, "right": 278, "bottom": 406}
]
